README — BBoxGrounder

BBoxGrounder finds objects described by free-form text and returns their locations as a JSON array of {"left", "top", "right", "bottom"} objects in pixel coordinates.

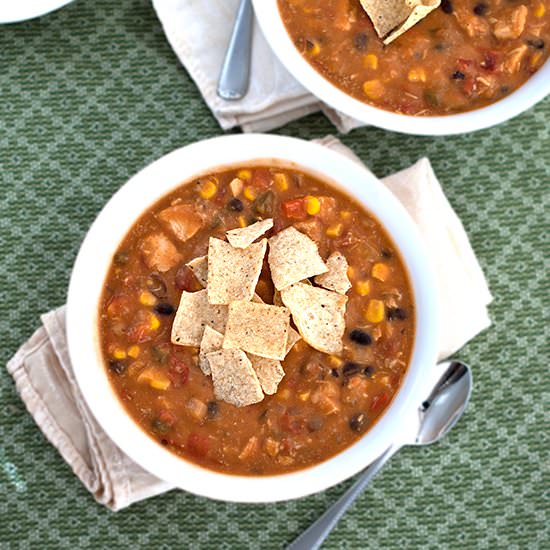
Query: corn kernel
[
  {"left": 149, "top": 314, "right": 161, "bottom": 331},
  {"left": 365, "top": 299, "right": 385, "bottom": 323},
  {"left": 340, "top": 210, "right": 352, "bottom": 219},
  {"left": 326, "top": 223, "right": 343, "bottom": 237},
  {"left": 305, "top": 195, "right": 321, "bottom": 215},
  {"left": 355, "top": 280, "right": 371, "bottom": 296},
  {"left": 127, "top": 345, "right": 140, "bottom": 359},
  {"left": 362, "top": 80, "right": 384, "bottom": 100},
  {"left": 363, "top": 54, "right": 378, "bottom": 70},
  {"left": 274, "top": 173, "right": 289, "bottom": 191},
  {"left": 347, "top": 265, "right": 356, "bottom": 280},
  {"left": 112, "top": 348, "right": 127, "bottom": 360},
  {"left": 138, "top": 368, "right": 171, "bottom": 390},
  {"left": 306, "top": 39, "right": 320, "bottom": 56},
  {"left": 199, "top": 177, "right": 217, "bottom": 199},
  {"left": 329, "top": 355, "right": 343, "bottom": 367},
  {"left": 139, "top": 291, "right": 157, "bottom": 306},
  {"left": 237, "top": 169, "right": 252, "bottom": 180},
  {"left": 408, "top": 68, "right": 427, "bottom": 83},
  {"left": 372, "top": 263, "right": 390, "bottom": 282},
  {"left": 238, "top": 215, "right": 248, "bottom": 228},
  {"left": 534, "top": 3, "right": 545, "bottom": 17},
  {"left": 149, "top": 377, "right": 171, "bottom": 391},
  {"left": 298, "top": 392, "right": 310, "bottom": 402},
  {"left": 244, "top": 186, "right": 257, "bottom": 201},
  {"left": 279, "top": 388, "right": 291, "bottom": 400}
]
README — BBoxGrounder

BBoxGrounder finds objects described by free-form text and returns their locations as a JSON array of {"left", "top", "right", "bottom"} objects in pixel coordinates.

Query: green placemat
[{"left": 0, "top": 1, "right": 548, "bottom": 548}]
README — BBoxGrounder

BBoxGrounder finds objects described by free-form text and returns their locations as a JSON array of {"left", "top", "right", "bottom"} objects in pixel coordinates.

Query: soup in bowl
[{"left": 67, "top": 134, "right": 438, "bottom": 501}]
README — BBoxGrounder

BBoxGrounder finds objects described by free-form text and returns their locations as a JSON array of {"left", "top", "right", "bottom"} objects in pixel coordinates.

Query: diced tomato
[
  {"left": 456, "top": 58, "right": 473, "bottom": 72},
  {"left": 251, "top": 168, "right": 272, "bottom": 189},
  {"left": 280, "top": 412, "right": 306, "bottom": 434},
  {"left": 187, "top": 433, "right": 209, "bottom": 458},
  {"left": 158, "top": 409, "right": 177, "bottom": 427},
  {"left": 282, "top": 198, "right": 307, "bottom": 220},
  {"left": 480, "top": 50, "right": 499, "bottom": 72},
  {"left": 126, "top": 323, "right": 150, "bottom": 344},
  {"left": 106, "top": 295, "right": 131, "bottom": 318},
  {"left": 370, "top": 391, "right": 390, "bottom": 414},
  {"left": 168, "top": 356, "right": 189, "bottom": 387}
]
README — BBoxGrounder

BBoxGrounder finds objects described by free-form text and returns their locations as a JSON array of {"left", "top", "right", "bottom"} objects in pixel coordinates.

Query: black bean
[
  {"left": 473, "top": 3, "right": 488, "bottom": 16},
  {"left": 207, "top": 401, "right": 219, "bottom": 419},
  {"left": 353, "top": 32, "right": 368, "bottom": 51},
  {"left": 349, "top": 413, "right": 368, "bottom": 433},
  {"left": 343, "top": 362, "right": 362, "bottom": 377},
  {"left": 363, "top": 365, "right": 376, "bottom": 377},
  {"left": 146, "top": 273, "right": 167, "bottom": 298},
  {"left": 387, "top": 307, "right": 407, "bottom": 321},
  {"left": 527, "top": 38, "right": 545, "bottom": 50},
  {"left": 452, "top": 71, "right": 465, "bottom": 80},
  {"left": 331, "top": 368, "right": 340, "bottom": 378},
  {"left": 155, "top": 302, "right": 175, "bottom": 316},
  {"left": 151, "top": 419, "right": 170, "bottom": 435},
  {"left": 108, "top": 360, "right": 127, "bottom": 375},
  {"left": 349, "top": 329, "right": 372, "bottom": 346},
  {"left": 381, "top": 248, "right": 393, "bottom": 259},
  {"left": 441, "top": 0, "right": 453, "bottom": 14},
  {"left": 227, "top": 197, "right": 244, "bottom": 212}
]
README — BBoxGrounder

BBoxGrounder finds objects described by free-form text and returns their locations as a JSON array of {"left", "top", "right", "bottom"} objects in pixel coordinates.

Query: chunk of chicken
[
  {"left": 454, "top": 7, "right": 490, "bottom": 38},
  {"left": 493, "top": 5, "right": 528, "bottom": 40},
  {"left": 141, "top": 233, "right": 183, "bottom": 273},
  {"left": 158, "top": 204, "right": 203, "bottom": 242},
  {"left": 501, "top": 45, "right": 529, "bottom": 73},
  {"left": 293, "top": 218, "right": 323, "bottom": 244}
]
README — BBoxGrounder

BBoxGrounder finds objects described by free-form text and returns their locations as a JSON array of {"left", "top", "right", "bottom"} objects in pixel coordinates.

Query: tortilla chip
[
  {"left": 207, "top": 349, "right": 264, "bottom": 407},
  {"left": 207, "top": 237, "right": 267, "bottom": 304},
  {"left": 314, "top": 252, "right": 351, "bottom": 295},
  {"left": 359, "top": 0, "right": 440, "bottom": 44},
  {"left": 198, "top": 326, "right": 224, "bottom": 375},
  {"left": 268, "top": 226, "right": 327, "bottom": 290},
  {"left": 226, "top": 218, "right": 274, "bottom": 249},
  {"left": 281, "top": 282, "right": 347, "bottom": 354},
  {"left": 186, "top": 255, "right": 208, "bottom": 287},
  {"left": 223, "top": 301, "right": 290, "bottom": 360},
  {"left": 248, "top": 355, "right": 285, "bottom": 395},
  {"left": 171, "top": 289, "right": 228, "bottom": 347}
]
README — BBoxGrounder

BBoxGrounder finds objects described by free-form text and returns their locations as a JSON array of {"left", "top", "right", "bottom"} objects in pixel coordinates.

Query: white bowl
[
  {"left": 252, "top": 0, "right": 550, "bottom": 135},
  {"left": 66, "top": 134, "right": 439, "bottom": 502}
]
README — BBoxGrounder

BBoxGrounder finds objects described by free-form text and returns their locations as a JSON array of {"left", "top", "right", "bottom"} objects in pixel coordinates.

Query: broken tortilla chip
[
  {"left": 207, "top": 349, "right": 264, "bottom": 407},
  {"left": 268, "top": 226, "right": 327, "bottom": 290},
  {"left": 186, "top": 255, "right": 208, "bottom": 287},
  {"left": 223, "top": 300, "right": 290, "bottom": 360},
  {"left": 281, "top": 282, "right": 347, "bottom": 354},
  {"left": 198, "top": 326, "right": 224, "bottom": 375},
  {"left": 226, "top": 218, "right": 274, "bottom": 249},
  {"left": 359, "top": 0, "right": 440, "bottom": 44},
  {"left": 248, "top": 355, "right": 285, "bottom": 395},
  {"left": 171, "top": 289, "right": 228, "bottom": 347},
  {"left": 207, "top": 237, "right": 267, "bottom": 304},
  {"left": 314, "top": 252, "right": 351, "bottom": 295}
]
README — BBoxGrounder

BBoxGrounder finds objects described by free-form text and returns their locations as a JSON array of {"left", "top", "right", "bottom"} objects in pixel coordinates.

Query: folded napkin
[
  {"left": 151, "top": 0, "right": 363, "bottom": 133},
  {"left": 6, "top": 137, "right": 492, "bottom": 510}
]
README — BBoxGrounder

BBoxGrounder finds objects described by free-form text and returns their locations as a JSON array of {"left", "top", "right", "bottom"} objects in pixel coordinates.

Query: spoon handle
[
  {"left": 286, "top": 445, "right": 399, "bottom": 550},
  {"left": 217, "top": 0, "right": 253, "bottom": 100}
]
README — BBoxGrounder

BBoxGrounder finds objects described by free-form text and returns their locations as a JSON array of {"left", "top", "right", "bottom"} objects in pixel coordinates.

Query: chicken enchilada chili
[
  {"left": 278, "top": 0, "right": 550, "bottom": 115},
  {"left": 99, "top": 166, "right": 415, "bottom": 475}
]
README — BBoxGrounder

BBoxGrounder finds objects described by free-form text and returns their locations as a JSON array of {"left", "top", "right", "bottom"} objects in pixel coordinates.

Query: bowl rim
[
  {"left": 66, "top": 134, "right": 439, "bottom": 502},
  {"left": 251, "top": 0, "right": 550, "bottom": 136}
]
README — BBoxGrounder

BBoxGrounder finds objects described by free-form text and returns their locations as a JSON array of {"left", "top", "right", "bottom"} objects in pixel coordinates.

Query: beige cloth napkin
[
  {"left": 151, "top": 0, "right": 363, "bottom": 133},
  {"left": 6, "top": 137, "right": 492, "bottom": 510}
]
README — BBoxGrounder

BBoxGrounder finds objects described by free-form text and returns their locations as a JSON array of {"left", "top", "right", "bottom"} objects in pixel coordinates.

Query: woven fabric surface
[{"left": 0, "top": 1, "right": 548, "bottom": 548}]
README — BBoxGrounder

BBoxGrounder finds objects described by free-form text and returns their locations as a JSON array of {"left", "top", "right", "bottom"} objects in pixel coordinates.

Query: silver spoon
[
  {"left": 287, "top": 360, "right": 473, "bottom": 550},
  {"left": 217, "top": 0, "right": 253, "bottom": 100}
]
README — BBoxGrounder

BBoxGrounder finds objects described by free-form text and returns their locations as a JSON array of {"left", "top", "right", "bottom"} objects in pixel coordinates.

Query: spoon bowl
[{"left": 287, "top": 360, "right": 473, "bottom": 550}]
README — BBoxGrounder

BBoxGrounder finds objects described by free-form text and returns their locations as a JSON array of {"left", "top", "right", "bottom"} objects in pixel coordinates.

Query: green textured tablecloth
[{"left": 1, "top": 1, "right": 548, "bottom": 548}]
